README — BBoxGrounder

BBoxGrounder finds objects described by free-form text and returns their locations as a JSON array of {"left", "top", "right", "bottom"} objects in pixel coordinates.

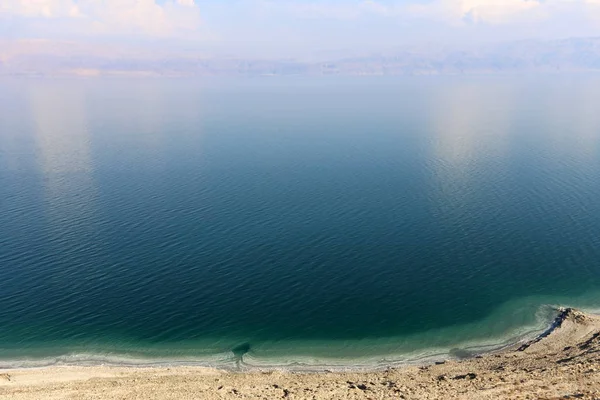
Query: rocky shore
[{"left": 2, "top": 308, "right": 600, "bottom": 399}]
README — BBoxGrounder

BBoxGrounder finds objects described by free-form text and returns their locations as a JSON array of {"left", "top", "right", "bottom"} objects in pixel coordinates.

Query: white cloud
[
  {"left": 3, "top": 0, "right": 600, "bottom": 56},
  {"left": 0, "top": 0, "right": 82, "bottom": 18},
  {"left": 0, "top": 0, "right": 202, "bottom": 37},
  {"left": 176, "top": 0, "right": 195, "bottom": 7},
  {"left": 254, "top": 0, "right": 600, "bottom": 26},
  {"left": 411, "top": 0, "right": 542, "bottom": 24}
]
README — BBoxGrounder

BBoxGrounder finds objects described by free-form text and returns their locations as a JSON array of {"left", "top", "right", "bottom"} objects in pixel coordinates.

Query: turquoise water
[{"left": 2, "top": 76, "right": 600, "bottom": 369}]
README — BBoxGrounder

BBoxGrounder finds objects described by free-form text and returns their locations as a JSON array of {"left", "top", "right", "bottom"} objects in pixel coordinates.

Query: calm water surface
[{"left": 1, "top": 76, "right": 600, "bottom": 367}]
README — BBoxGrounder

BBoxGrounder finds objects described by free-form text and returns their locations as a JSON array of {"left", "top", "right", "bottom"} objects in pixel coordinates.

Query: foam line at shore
[{"left": 0, "top": 303, "right": 567, "bottom": 372}]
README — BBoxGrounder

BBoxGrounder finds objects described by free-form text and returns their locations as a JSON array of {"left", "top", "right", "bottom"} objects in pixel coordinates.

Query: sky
[{"left": 2, "top": 0, "right": 600, "bottom": 58}]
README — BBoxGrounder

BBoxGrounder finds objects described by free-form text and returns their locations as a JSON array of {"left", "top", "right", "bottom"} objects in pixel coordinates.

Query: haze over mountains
[{"left": 3, "top": 36, "right": 600, "bottom": 77}]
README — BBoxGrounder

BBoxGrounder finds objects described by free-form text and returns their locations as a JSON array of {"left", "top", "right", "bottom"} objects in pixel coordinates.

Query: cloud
[
  {"left": 0, "top": 0, "right": 203, "bottom": 37},
  {"left": 3, "top": 0, "right": 600, "bottom": 58},
  {"left": 407, "top": 0, "right": 543, "bottom": 25},
  {"left": 0, "top": 0, "right": 82, "bottom": 18},
  {"left": 176, "top": 0, "right": 196, "bottom": 6},
  {"left": 251, "top": 0, "right": 600, "bottom": 26}
]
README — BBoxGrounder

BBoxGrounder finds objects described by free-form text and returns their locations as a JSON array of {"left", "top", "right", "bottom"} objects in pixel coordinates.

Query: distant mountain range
[{"left": 3, "top": 37, "right": 600, "bottom": 77}]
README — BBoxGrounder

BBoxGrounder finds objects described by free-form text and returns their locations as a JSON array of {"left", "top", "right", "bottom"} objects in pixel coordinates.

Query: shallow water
[{"left": 2, "top": 76, "right": 600, "bottom": 368}]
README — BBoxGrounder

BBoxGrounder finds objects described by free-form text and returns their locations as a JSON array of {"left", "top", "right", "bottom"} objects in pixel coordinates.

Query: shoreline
[
  {"left": 2, "top": 308, "right": 600, "bottom": 399},
  {"left": 0, "top": 307, "right": 563, "bottom": 373}
]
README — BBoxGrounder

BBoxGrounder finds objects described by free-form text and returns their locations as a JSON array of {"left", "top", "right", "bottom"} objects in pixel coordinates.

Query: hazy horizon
[{"left": 3, "top": 0, "right": 600, "bottom": 61}]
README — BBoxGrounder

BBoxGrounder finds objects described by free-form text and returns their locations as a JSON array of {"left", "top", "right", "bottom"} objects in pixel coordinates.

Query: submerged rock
[
  {"left": 232, "top": 343, "right": 251, "bottom": 358},
  {"left": 449, "top": 348, "right": 474, "bottom": 360}
]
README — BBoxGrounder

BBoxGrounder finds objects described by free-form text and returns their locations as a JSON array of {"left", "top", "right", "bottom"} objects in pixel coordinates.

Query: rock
[
  {"left": 519, "top": 308, "right": 574, "bottom": 351},
  {"left": 453, "top": 373, "right": 477, "bottom": 380},
  {"left": 580, "top": 332, "right": 600, "bottom": 349}
]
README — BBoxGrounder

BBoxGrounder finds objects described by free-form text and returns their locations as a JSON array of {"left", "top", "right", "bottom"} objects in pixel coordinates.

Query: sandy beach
[{"left": 1, "top": 308, "right": 600, "bottom": 399}]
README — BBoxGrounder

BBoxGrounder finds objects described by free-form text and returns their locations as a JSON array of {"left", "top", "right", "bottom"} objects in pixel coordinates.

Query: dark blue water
[{"left": 2, "top": 76, "right": 600, "bottom": 368}]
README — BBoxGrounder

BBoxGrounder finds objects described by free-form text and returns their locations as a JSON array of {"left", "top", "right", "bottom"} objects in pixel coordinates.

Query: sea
[{"left": 1, "top": 75, "right": 600, "bottom": 369}]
